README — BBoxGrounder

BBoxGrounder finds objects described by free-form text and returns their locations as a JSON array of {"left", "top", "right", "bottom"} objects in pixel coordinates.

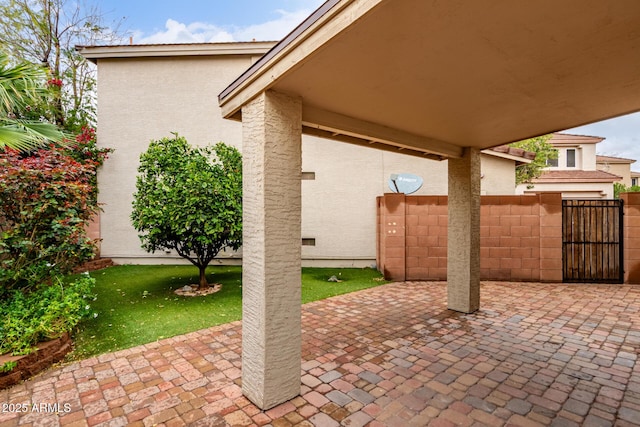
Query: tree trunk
[{"left": 198, "top": 265, "right": 208, "bottom": 289}]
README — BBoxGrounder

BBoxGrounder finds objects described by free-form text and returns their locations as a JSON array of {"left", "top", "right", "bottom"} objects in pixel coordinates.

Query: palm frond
[
  {"left": 0, "top": 50, "right": 66, "bottom": 151},
  {"left": 0, "top": 118, "right": 68, "bottom": 151},
  {"left": 0, "top": 51, "right": 47, "bottom": 116}
]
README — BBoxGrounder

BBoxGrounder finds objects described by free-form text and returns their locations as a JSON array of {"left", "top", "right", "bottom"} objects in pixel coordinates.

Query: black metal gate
[{"left": 562, "top": 199, "right": 623, "bottom": 283}]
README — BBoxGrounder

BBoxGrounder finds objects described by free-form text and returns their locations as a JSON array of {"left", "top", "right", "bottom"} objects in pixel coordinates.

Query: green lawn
[{"left": 70, "top": 265, "right": 387, "bottom": 360}]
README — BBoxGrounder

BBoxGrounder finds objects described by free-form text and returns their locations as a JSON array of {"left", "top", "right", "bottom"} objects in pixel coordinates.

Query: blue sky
[
  {"left": 96, "top": 0, "right": 640, "bottom": 165},
  {"left": 101, "top": 0, "right": 325, "bottom": 43}
]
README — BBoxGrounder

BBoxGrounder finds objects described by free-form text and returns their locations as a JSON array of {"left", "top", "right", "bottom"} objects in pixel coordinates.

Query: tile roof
[
  {"left": 596, "top": 154, "right": 636, "bottom": 164},
  {"left": 549, "top": 133, "right": 604, "bottom": 144}
]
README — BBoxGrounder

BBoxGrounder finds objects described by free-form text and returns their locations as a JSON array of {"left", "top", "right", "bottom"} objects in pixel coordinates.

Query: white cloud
[
  {"left": 135, "top": 8, "right": 315, "bottom": 44},
  {"left": 232, "top": 9, "right": 315, "bottom": 41},
  {"left": 136, "top": 19, "right": 234, "bottom": 44}
]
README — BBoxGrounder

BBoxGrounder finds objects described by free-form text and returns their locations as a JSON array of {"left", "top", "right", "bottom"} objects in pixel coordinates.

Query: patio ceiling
[{"left": 219, "top": 0, "right": 640, "bottom": 160}]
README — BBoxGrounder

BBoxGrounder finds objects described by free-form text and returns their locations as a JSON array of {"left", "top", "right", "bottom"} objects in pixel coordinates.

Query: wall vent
[{"left": 301, "top": 172, "right": 316, "bottom": 180}]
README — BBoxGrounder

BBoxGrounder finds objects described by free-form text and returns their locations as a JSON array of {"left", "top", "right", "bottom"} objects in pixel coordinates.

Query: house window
[
  {"left": 566, "top": 149, "right": 576, "bottom": 167},
  {"left": 633, "top": 177, "right": 638, "bottom": 186},
  {"left": 546, "top": 148, "right": 559, "bottom": 167}
]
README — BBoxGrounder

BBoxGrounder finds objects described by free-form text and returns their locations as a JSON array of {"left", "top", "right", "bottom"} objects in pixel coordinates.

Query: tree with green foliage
[
  {"left": 509, "top": 134, "right": 557, "bottom": 186},
  {"left": 131, "top": 135, "right": 243, "bottom": 290},
  {"left": 0, "top": 0, "right": 124, "bottom": 132},
  {"left": 614, "top": 182, "right": 640, "bottom": 199},
  {"left": 0, "top": 50, "right": 66, "bottom": 150}
]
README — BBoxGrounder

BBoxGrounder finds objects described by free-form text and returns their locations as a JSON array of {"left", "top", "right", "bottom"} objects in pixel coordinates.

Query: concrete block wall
[
  {"left": 538, "top": 193, "right": 564, "bottom": 282},
  {"left": 377, "top": 193, "right": 564, "bottom": 282},
  {"left": 86, "top": 213, "right": 101, "bottom": 257},
  {"left": 405, "top": 196, "right": 448, "bottom": 281},
  {"left": 622, "top": 192, "right": 640, "bottom": 283},
  {"left": 377, "top": 193, "right": 407, "bottom": 280},
  {"left": 480, "top": 195, "right": 538, "bottom": 281}
]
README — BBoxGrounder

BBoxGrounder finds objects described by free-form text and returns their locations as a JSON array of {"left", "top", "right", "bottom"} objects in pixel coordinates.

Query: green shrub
[
  {"left": 614, "top": 182, "right": 640, "bottom": 199},
  {"left": 0, "top": 274, "right": 96, "bottom": 356}
]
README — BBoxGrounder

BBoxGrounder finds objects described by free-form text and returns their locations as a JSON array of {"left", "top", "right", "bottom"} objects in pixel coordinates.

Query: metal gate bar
[{"left": 562, "top": 199, "right": 623, "bottom": 283}]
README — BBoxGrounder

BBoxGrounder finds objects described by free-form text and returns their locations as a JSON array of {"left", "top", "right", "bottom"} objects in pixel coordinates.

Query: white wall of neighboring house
[
  {"left": 478, "top": 154, "right": 519, "bottom": 195},
  {"left": 87, "top": 43, "right": 523, "bottom": 266}
]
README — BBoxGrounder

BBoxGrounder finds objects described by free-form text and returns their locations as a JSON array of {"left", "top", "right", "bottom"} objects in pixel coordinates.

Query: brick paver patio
[{"left": 1, "top": 281, "right": 639, "bottom": 426}]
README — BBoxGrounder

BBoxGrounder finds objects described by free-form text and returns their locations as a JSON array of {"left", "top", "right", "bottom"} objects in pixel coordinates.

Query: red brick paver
[{"left": 1, "top": 281, "right": 639, "bottom": 426}]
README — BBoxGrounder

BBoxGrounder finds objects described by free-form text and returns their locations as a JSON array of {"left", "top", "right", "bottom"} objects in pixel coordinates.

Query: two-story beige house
[
  {"left": 516, "top": 133, "right": 623, "bottom": 198},
  {"left": 81, "top": 42, "right": 533, "bottom": 266}
]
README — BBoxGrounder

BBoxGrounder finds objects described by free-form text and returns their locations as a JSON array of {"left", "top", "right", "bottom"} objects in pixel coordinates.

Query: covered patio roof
[
  {"left": 219, "top": 0, "right": 640, "bottom": 159},
  {"left": 218, "top": 0, "right": 640, "bottom": 410}
]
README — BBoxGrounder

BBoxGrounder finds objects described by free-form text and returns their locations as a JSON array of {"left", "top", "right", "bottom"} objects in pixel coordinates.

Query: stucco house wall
[
  {"left": 300, "top": 138, "right": 519, "bottom": 265},
  {"left": 479, "top": 154, "right": 518, "bottom": 195},
  {"left": 596, "top": 155, "right": 636, "bottom": 186},
  {"left": 96, "top": 54, "right": 249, "bottom": 263},
  {"left": 88, "top": 43, "right": 524, "bottom": 266},
  {"left": 606, "top": 163, "right": 632, "bottom": 185}
]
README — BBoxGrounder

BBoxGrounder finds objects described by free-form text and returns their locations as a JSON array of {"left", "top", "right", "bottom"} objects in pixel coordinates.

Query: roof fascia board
[
  {"left": 219, "top": 0, "right": 383, "bottom": 117},
  {"left": 481, "top": 149, "right": 533, "bottom": 164},
  {"left": 78, "top": 42, "right": 275, "bottom": 62},
  {"left": 302, "top": 105, "right": 464, "bottom": 159},
  {"left": 596, "top": 157, "right": 636, "bottom": 164},
  {"left": 551, "top": 141, "right": 597, "bottom": 147}
]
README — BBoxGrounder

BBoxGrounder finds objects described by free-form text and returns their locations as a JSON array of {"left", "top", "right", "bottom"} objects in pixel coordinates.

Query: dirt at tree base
[{"left": 174, "top": 283, "right": 222, "bottom": 297}]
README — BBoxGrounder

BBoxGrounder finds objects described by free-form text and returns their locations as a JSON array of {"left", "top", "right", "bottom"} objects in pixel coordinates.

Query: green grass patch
[{"left": 70, "top": 265, "right": 387, "bottom": 360}]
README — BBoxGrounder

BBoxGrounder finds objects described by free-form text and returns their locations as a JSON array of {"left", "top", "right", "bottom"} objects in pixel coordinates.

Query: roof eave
[
  {"left": 481, "top": 149, "right": 533, "bottom": 164},
  {"left": 218, "top": 0, "right": 367, "bottom": 118},
  {"left": 77, "top": 41, "right": 275, "bottom": 63}
]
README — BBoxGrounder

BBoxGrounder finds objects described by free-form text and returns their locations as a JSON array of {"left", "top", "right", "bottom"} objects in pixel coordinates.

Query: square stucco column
[
  {"left": 447, "top": 148, "right": 481, "bottom": 313},
  {"left": 241, "top": 90, "right": 302, "bottom": 409}
]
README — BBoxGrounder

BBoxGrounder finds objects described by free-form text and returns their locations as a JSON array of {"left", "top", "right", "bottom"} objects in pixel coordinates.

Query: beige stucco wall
[
  {"left": 581, "top": 144, "right": 597, "bottom": 170},
  {"left": 300, "top": 142, "right": 517, "bottom": 265},
  {"left": 96, "top": 53, "right": 519, "bottom": 266},
  {"left": 598, "top": 162, "right": 630, "bottom": 186},
  {"left": 479, "top": 154, "right": 517, "bottom": 195},
  {"left": 96, "top": 56, "right": 249, "bottom": 263}
]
